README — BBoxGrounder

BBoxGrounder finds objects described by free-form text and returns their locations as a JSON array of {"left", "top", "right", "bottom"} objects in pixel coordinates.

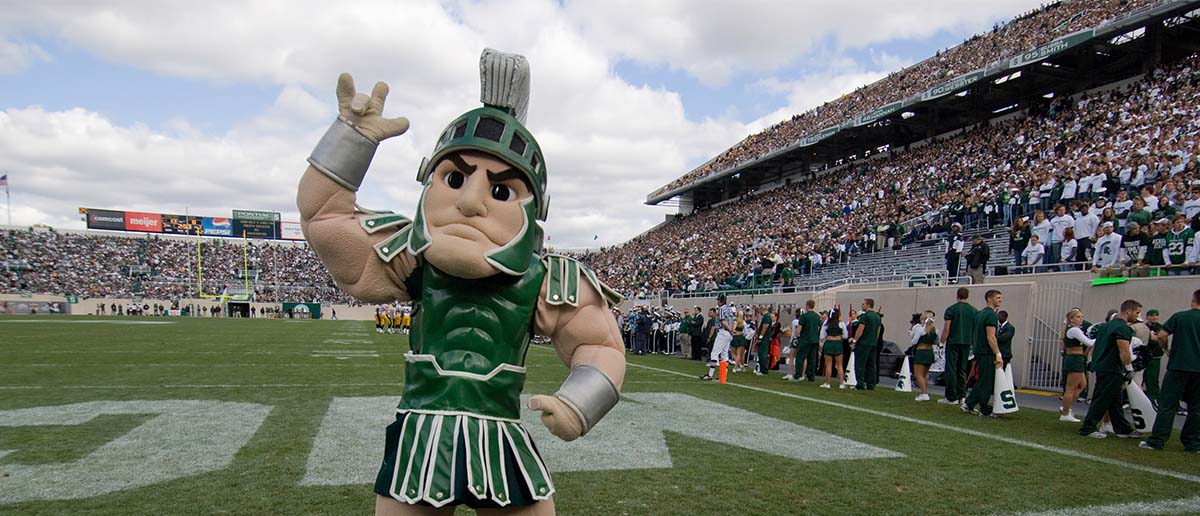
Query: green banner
[
  {"left": 799, "top": 126, "right": 840, "bottom": 147},
  {"left": 1008, "top": 29, "right": 1094, "bottom": 68},
  {"left": 856, "top": 101, "right": 903, "bottom": 126},
  {"left": 232, "top": 209, "right": 280, "bottom": 222},
  {"left": 922, "top": 70, "right": 985, "bottom": 101},
  {"left": 282, "top": 302, "right": 322, "bottom": 320}
]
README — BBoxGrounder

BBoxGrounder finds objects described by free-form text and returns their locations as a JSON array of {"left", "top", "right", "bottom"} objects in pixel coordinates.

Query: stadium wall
[{"left": 636, "top": 274, "right": 1199, "bottom": 389}]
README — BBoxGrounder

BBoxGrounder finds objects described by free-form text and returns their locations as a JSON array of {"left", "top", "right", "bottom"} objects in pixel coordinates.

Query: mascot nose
[{"left": 456, "top": 176, "right": 489, "bottom": 217}]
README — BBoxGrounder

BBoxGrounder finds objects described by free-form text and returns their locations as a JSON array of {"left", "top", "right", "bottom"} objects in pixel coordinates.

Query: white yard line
[
  {"left": 0, "top": 320, "right": 176, "bottom": 324},
  {"left": 7, "top": 363, "right": 393, "bottom": 367},
  {"left": 620, "top": 360, "right": 1200, "bottom": 484},
  {"left": 0, "top": 380, "right": 682, "bottom": 390},
  {"left": 1005, "top": 496, "right": 1200, "bottom": 516},
  {"left": 3, "top": 350, "right": 402, "bottom": 355}
]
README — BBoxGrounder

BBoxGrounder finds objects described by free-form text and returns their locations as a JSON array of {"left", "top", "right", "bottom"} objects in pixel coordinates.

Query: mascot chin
[{"left": 297, "top": 49, "right": 625, "bottom": 516}]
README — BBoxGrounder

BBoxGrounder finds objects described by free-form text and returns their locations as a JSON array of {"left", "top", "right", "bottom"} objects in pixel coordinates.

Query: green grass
[{"left": 0, "top": 315, "right": 1197, "bottom": 515}]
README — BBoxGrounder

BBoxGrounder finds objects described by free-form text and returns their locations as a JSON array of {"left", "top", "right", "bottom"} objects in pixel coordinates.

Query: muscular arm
[
  {"left": 987, "top": 326, "right": 1000, "bottom": 356},
  {"left": 298, "top": 167, "right": 418, "bottom": 303},
  {"left": 535, "top": 280, "right": 626, "bottom": 390},
  {"left": 941, "top": 320, "right": 951, "bottom": 344},
  {"left": 1117, "top": 338, "right": 1133, "bottom": 368}
]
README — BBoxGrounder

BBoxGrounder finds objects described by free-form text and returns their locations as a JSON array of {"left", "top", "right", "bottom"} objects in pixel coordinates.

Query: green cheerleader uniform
[
  {"left": 914, "top": 330, "right": 937, "bottom": 366},
  {"left": 1062, "top": 328, "right": 1087, "bottom": 374},
  {"left": 823, "top": 325, "right": 844, "bottom": 355},
  {"left": 732, "top": 324, "right": 748, "bottom": 349},
  {"left": 368, "top": 246, "right": 618, "bottom": 509}
]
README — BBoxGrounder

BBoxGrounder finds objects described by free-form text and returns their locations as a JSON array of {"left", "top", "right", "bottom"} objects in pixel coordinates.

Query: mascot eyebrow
[
  {"left": 445, "top": 153, "right": 478, "bottom": 174},
  {"left": 446, "top": 153, "right": 523, "bottom": 184}
]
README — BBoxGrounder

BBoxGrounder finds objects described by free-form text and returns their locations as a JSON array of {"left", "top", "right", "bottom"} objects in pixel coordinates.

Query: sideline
[{"left": 613, "top": 357, "right": 1200, "bottom": 485}]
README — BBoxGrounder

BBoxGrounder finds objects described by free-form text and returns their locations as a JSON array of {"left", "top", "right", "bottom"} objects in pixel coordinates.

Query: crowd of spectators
[
  {"left": 652, "top": 0, "right": 1157, "bottom": 197},
  {"left": 0, "top": 229, "right": 357, "bottom": 304},
  {"left": 585, "top": 54, "right": 1200, "bottom": 297}
]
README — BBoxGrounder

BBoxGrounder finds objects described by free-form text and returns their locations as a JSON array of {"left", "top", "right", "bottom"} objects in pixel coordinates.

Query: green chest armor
[{"left": 398, "top": 257, "right": 546, "bottom": 420}]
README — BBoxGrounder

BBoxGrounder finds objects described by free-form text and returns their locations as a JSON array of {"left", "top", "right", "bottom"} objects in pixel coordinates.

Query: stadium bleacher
[
  {"left": 649, "top": 0, "right": 1158, "bottom": 198},
  {"left": 585, "top": 5, "right": 1200, "bottom": 299},
  {"left": 0, "top": 228, "right": 357, "bottom": 304}
]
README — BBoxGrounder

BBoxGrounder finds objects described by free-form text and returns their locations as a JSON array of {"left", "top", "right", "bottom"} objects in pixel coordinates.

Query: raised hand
[{"left": 335, "top": 73, "right": 410, "bottom": 142}]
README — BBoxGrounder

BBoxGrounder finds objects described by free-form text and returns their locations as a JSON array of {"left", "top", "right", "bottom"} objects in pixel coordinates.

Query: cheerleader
[
  {"left": 1060, "top": 308, "right": 1095, "bottom": 422},
  {"left": 820, "top": 309, "right": 849, "bottom": 389},
  {"left": 911, "top": 311, "right": 938, "bottom": 401}
]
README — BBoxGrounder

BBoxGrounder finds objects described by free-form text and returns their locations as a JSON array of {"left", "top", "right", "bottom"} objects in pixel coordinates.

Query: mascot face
[{"left": 422, "top": 150, "right": 533, "bottom": 279}]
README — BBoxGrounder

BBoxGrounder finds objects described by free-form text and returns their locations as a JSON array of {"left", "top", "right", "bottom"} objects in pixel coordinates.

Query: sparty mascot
[{"left": 297, "top": 49, "right": 625, "bottom": 515}]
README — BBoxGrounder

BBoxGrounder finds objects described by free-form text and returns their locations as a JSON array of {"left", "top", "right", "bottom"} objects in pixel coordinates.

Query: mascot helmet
[
  {"left": 408, "top": 49, "right": 547, "bottom": 275},
  {"left": 417, "top": 48, "right": 548, "bottom": 220}
]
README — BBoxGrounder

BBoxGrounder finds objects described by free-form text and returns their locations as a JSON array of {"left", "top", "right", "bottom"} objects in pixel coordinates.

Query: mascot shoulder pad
[
  {"left": 542, "top": 253, "right": 622, "bottom": 308},
  {"left": 359, "top": 212, "right": 414, "bottom": 263}
]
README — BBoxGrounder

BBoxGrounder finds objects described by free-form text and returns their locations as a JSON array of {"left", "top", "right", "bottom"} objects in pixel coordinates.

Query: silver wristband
[
  {"left": 307, "top": 117, "right": 378, "bottom": 191},
  {"left": 555, "top": 365, "right": 619, "bottom": 435}
]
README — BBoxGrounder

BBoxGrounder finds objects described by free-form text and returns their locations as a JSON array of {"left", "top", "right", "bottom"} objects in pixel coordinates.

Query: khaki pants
[
  {"left": 967, "top": 266, "right": 985, "bottom": 284},
  {"left": 680, "top": 334, "right": 692, "bottom": 359}
]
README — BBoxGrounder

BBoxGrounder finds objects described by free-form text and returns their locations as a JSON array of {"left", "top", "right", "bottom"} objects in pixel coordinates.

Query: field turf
[{"left": 1, "top": 315, "right": 1198, "bottom": 515}]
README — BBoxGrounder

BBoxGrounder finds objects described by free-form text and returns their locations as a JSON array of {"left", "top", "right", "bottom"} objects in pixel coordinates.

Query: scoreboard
[{"left": 160, "top": 214, "right": 203, "bottom": 235}]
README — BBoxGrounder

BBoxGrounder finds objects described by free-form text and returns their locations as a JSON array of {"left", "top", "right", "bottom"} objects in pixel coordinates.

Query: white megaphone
[
  {"left": 895, "top": 356, "right": 912, "bottom": 392},
  {"left": 844, "top": 354, "right": 858, "bottom": 388},
  {"left": 992, "top": 363, "right": 1019, "bottom": 414},
  {"left": 1126, "top": 380, "right": 1157, "bottom": 433}
]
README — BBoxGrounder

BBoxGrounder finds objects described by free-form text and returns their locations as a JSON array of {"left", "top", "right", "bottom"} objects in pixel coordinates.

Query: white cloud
[
  {"left": 564, "top": 0, "right": 1047, "bottom": 86},
  {"left": 0, "top": 0, "right": 1050, "bottom": 246},
  {"left": 0, "top": 0, "right": 755, "bottom": 246},
  {"left": 0, "top": 38, "right": 48, "bottom": 74}
]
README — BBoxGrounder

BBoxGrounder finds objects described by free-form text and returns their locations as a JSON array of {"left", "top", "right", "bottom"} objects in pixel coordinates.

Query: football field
[{"left": 1, "top": 316, "right": 1199, "bottom": 515}]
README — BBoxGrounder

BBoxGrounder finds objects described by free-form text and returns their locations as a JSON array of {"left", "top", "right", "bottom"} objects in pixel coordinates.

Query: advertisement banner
[
  {"left": 280, "top": 221, "right": 305, "bottom": 240},
  {"left": 232, "top": 209, "right": 281, "bottom": 222},
  {"left": 124, "top": 212, "right": 162, "bottom": 233},
  {"left": 232, "top": 219, "right": 278, "bottom": 239},
  {"left": 0, "top": 300, "right": 71, "bottom": 315},
  {"left": 161, "top": 214, "right": 203, "bottom": 235},
  {"left": 922, "top": 70, "right": 985, "bottom": 101},
  {"left": 84, "top": 208, "right": 126, "bottom": 231},
  {"left": 1008, "top": 29, "right": 1093, "bottom": 69},
  {"left": 202, "top": 217, "right": 234, "bottom": 237}
]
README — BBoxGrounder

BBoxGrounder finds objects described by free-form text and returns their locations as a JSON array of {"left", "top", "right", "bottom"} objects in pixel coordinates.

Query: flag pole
[{"left": 4, "top": 171, "right": 10, "bottom": 226}]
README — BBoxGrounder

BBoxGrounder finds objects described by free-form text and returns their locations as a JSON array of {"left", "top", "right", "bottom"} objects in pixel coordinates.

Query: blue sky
[{"left": 0, "top": 0, "right": 1047, "bottom": 246}]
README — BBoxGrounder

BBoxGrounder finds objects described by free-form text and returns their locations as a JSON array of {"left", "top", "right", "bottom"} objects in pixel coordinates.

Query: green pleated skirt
[
  {"left": 914, "top": 348, "right": 935, "bottom": 366},
  {"left": 374, "top": 410, "right": 553, "bottom": 509},
  {"left": 1062, "top": 353, "right": 1087, "bottom": 374}
]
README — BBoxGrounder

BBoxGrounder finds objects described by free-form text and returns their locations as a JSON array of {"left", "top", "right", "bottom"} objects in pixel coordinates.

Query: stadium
[{"left": 4, "top": 1, "right": 1200, "bottom": 515}]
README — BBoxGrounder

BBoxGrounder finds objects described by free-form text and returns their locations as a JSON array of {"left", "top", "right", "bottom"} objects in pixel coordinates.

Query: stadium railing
[{"left": 649, "top": 271, "right": 947, "bottom": 301}]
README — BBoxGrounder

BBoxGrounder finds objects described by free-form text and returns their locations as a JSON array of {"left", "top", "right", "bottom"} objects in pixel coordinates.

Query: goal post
[{"left": 195, "top": 227, "right": 252, "bottom": 301}]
